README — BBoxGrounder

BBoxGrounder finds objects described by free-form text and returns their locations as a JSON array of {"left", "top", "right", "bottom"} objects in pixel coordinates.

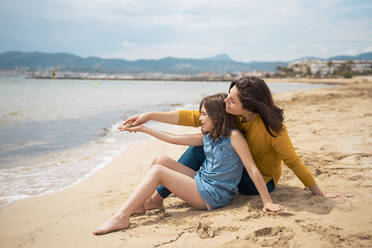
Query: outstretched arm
[
  {"left": 122, "top": 110, "right": 202, "bottom": 128},
  {"left": 230, "top": 130, "right": 283, "bottom": 212},
  {"left": 119, "top": 125, "right": 203, "bottom": 147},
  {"left": 123, "top": 111, "right": 179, "bottom": 127}
]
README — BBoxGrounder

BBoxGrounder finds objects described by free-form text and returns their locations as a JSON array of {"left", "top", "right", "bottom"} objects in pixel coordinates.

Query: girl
[{"left": 93, "top": 93, "right": 282, "bottom": 235}]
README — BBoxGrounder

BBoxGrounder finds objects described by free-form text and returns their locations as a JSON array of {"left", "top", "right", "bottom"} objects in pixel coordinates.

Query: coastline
[
  {"left": 1, "top": 78, "right": 372, "bottom": 247},
  {"left": 28, "top": 75, "right": 371, "bottom": 85}
]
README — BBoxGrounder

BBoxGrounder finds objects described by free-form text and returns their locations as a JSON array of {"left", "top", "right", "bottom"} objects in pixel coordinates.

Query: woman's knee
[{"left": 151, "top": 154, "right": 172, "bottom": 166}]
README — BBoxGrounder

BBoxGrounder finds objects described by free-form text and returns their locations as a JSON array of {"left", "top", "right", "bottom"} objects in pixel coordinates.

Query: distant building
[
  {"left": 200, "top": 71, "right": 214, "bottom": 77},
  {"left": 287, "top": 59, "right": 372, "bottom": 76},
  {"left": 239, "top": 71, "right": 269, "bottom": 77},
  {"left": 351, "top": 61, "right": 372, "bottom": 72},
  {"left": 222, "top": 71, "right": 239, "bottom": 79},
  {"left": 251, "top": 70, "right": 267, "bottom": 77}
]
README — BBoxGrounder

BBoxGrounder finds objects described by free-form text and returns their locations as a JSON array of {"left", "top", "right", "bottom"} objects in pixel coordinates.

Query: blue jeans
[{"left": 156, "top": 146, "right": 275, "bottom": 198}]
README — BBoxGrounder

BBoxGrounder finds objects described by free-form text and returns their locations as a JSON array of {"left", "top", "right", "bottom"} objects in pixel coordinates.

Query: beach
[{"left": 0, "top": 77, "right": 372, "bottom": 247}]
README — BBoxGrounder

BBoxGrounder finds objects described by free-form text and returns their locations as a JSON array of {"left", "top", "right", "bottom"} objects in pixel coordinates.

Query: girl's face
[
  {"left": 199, "top": 105, "right": 214, "bottom": 133},
  {"left": 224, "top": 85, "right": 245, "bottom": 116}
]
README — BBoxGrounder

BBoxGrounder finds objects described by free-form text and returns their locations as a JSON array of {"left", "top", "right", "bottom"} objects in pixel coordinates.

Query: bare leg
[
  {"left": 93, "top": 164, "right": 206, "bottom": 235},
  {"left": 134, "top": 154, "right": 197, "bottom": 214}
]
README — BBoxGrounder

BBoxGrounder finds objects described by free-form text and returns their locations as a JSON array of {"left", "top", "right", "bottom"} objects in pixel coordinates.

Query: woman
[{"left": 123, "top": 76, "right": 344, "bottom": 212}]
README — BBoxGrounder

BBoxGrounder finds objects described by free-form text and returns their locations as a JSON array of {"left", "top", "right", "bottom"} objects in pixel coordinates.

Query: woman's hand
[
  {"left": 263, "top": 202, "right": 283, "bottom": 212},
  {"left": 122, "top": 113, "right": 150, "bottom": 127},
  {"left": 309, "top": 184, "right": 352, "bottom": 198}
]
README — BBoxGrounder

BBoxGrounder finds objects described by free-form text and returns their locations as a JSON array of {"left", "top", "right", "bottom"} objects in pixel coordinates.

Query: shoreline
[
  {"left": 0, "top": 143, "right": 129, "bottom": 210},
  {"left": 0, "top": 121, "right": 182, "bottom": 210},
  {"left": 28, "top": 75, "right": 371, "bottom": 85},
  {"left": 1, "top": 79, "right": 372, "bottom": 247}
]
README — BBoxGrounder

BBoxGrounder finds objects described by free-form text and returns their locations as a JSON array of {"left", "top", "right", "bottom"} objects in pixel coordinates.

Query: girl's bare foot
[
  {"left": 131, "top": 197, "right": 163, "bottom": 216},
  {"left": 131, "top": 205, "right": 145, "bottom": 216},
  {"left": 93, "top": 215, "right": 130, "bottom": 235},
  {"left": 144, "top": 196, "right": 164, "bottom": 211},
  {"left": 131, "top": 193, "right": 164, "bottom": 216}
]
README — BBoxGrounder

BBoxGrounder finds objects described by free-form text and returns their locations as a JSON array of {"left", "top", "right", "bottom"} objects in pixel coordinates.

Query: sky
[{"left": 0, "top": 0, "right": 371, "bottom": 62}]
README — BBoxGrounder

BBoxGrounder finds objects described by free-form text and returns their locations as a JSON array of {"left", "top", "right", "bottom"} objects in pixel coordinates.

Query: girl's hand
[
  {"left": 324, "top": 192, "right": 353, "bottom": 198},
  {"left": 263, "top": 202, "right": 283, "bottom": 212},
  {"left": 118, "top": 125, "right": 144, "bottom": 133},
  {"left": 123, "top": 113, "right": 150, "bottom": 127}
]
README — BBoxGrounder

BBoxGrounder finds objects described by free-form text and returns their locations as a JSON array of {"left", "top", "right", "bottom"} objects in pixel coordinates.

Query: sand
[{"left": 1, "top": 77, "right": 372, "bottom": 247}]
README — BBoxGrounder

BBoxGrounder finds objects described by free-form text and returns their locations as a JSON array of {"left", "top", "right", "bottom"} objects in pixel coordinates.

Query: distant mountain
[
  {"left": 290, "top": 52, "right": 372, "bottom": 62},
  {"left": 0, "top": 51, "right": 371, "bottom": 74},
  {"left": 204, "top": 54, "right": 233, "bottom": 61},
  {"left": 0, "top": 51, "right": 286, "bottom": 74},
  {"left": 289, "top": 56, "right": 322, "bottom": 62},
  {"left": 328, "top": 52, "right": 372, "bottom": 61}
]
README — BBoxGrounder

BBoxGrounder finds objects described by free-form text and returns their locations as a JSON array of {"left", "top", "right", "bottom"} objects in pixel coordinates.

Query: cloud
[
  {"left": 1, "top": 0, "right": 371, "bottom": 61},
  {"left": 364, "top": 46, "right": 372, "bottom": 53},
  {"left": 345, "top": 49, "right": 361, "bottom": 55},
  {"left": 121, "top": 41, "right": 136, "bottom": 47}
]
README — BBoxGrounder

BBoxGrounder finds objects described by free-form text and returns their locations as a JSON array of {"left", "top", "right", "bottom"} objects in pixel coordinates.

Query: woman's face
[
  {"left": 199, "top": 105, "right": 214, "bottom": 133},
  {"left": 224, "top": 85, "right": 245, "bottom": 116}
]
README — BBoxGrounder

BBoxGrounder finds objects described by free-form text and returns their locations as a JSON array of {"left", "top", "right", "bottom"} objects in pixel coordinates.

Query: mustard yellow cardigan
[{"left": 178, "top": 110, "right": 316, "bottom": 187}]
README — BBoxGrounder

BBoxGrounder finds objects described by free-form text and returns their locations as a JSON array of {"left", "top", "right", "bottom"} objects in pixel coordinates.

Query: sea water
[{"left": 0, "top": 76, "right": 328, "bottom": 208}]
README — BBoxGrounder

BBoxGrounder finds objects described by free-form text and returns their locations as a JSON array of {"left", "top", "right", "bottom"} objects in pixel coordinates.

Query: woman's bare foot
[{"left": 93, "top": 214, "right": 130, "bottom": 235}]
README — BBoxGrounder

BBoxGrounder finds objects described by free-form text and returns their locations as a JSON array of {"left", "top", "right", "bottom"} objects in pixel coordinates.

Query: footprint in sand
[
  {"left": 244, "top": 226, "right": 295, "bottom": 247},
  {"left": 167, "top": 202, "right": 190, "bottom": 209},
  {"left": 239, "top": 211, "right": 294, "bottom": 222},
  {"left": 300, "top": 223, "right": 372, "bottom": 247},
  {"left": 217, "top": 226, "right": 240, "bottom": 232},
  {"left": 349, "top": 175, "right": 367, "bottom": 181},
  {"left": 239, "top": 211, "right": 264, "bottom": 221},
  {"left": 195, "top": 223, "right": 241, "bottom": 239},
  {"left": 314, "top": 168, "right": 322, "bottom": 176},
  {"left": 276, "top": 212, "right": 295, "bottom": 217},
  {"left": 195, "top": 221, "right": 216, "bottom": 239},
  {"left": 132, "top": 209, "right": 171, "bottom": 226}
]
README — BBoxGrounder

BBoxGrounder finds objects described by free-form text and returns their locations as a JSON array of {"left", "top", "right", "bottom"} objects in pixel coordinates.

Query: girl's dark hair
[
  {"left": 199, "top": 93, "right": 239, "bottom": 140},
  {"left": 229, "top": 76, "right": 284, "bottom": 137}
]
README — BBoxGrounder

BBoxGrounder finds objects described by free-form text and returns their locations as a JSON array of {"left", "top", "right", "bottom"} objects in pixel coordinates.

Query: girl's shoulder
[
  {"left": 220, "top": 129, "right": 243, "bottom": 141},
  {"left": 229, "top": 129, "right": 246, "bottom": 148},
  {"left": 230, "top": 129, "right": 244, "bottom": 139}
]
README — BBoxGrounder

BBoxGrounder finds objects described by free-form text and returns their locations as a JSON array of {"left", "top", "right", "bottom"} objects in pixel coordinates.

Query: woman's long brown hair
[{"left": 229, "top": 76, "right": 284, "bottom": 137}]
